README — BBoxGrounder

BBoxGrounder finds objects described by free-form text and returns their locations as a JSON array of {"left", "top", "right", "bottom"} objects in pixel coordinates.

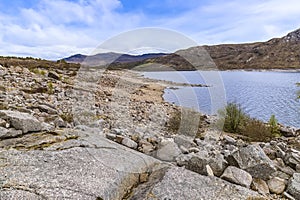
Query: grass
[{"left": 60, "top": 112, "right": 74, "bottom": 123}]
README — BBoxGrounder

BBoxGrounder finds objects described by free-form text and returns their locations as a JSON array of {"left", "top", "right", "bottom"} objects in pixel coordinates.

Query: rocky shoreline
[{"left": 1, "top": 62, "right": 300, "bottom": 199}]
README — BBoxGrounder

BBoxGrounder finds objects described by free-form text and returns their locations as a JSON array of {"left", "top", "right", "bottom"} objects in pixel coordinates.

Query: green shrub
[
  {"left": 219, "top": 102, "right": 247, "bottom": 133},
  {"left": 269, "top": 114, "right": 280, "bottom": 137},
  {"left": 47, "top": 81, "right": 54, "bottom": 94}
]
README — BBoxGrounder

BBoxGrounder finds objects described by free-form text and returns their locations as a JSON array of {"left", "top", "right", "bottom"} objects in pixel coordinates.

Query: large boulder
[
  {"left": 0, "top": 110, "right": 43, "bottom": 133},
  {"left": 131, "top": 167, "right": 262, "bottom": 200},
  {"left": 227, "top": 144, "right": 276, "bottom": 180},
  {"left": 287, "top": 173, "right": 300, "bottom": 199},
  {"left": 0, "top": 131, "right": 163, "bottom": 199},
  {"left": 221, "top": 166, "right": 252, "bottom": 188},
  {"left": 176, "top": 150, "right": 228, "bottom": 177}
]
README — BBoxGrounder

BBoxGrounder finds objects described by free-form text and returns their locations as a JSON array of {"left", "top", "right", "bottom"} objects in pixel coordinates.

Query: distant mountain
[{"left": 64, "top": 52, "right": 167, "bottom": 66}]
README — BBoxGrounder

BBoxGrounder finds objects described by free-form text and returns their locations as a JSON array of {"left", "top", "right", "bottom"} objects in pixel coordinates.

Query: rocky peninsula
[{"left": 0, "top": 58, "right": 300, "bottom": 199}]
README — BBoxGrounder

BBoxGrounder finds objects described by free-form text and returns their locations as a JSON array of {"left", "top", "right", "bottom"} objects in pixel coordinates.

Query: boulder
[
  {"left": 0, "top": 131, "right": 163, "bottom": 199},
  {"left": 132, "top": 167, "right": 262, "bottom": 200},
  {"left": 223, "top": 135, "right": 237, "bottom": 145},
  {"left": 251, "top": 178, "right": 269, "bottom": 195},
  {"left": 173, "top": 135, "right": 196, "bottom": 149},
  {"left": 280, "top": 126, "right": 296, "bottom": 137},
  {"left": 176, "top": 150, "right": 227, "bottom": 177},
  {"left": 155, "top": 139, "right": 181, "bottom": 162},
  {"left": 287, "top": 173, "right": 300, "bottom": 199},
  {"left": 0, "top": 110, "right": 43, "bottom": 133},
  {"left": 122, "top": 137, "right": 138, "bottom": 149},
  {"left": 227, "top": 144, "right": 276, "bottom": 180},
  {"left": 221, "top": 166, "right": 252, "bottom": 188},
  {"left": 284, "top": 149, "right": 300, "bottom": 169},
  {"left": 267, "top": 177, "right": 286, "bottom": 194},
  {"left": 0, "top": 127, "right": 22, "bottom": 139}
]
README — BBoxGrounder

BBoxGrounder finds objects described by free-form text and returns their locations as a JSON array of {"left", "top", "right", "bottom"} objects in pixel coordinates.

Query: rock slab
[
  {"left": 221, "top": 166, "right": 252, "bottom": 188},
  {"left": 0, "top": 110, "right": 43, "bottom": 133}
]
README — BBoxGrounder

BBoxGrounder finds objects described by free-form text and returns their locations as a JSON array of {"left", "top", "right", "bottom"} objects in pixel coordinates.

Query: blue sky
[{"left": 1, "top": 0, "right": 300, "bottom": 59}]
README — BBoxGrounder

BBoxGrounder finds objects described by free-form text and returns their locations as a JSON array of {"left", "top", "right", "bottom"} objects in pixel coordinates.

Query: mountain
[
  {"left": 202, "top": 28, "right": 300, "bottom": 69},
  {"left": 64, "top": 28, "right": 300, "bottom": 70},
  {"left": 149, "top": 28, "right": 300, "bottom": 70},
  {"left": 64, "top": 52, "right": 167, "bottom": 66}
]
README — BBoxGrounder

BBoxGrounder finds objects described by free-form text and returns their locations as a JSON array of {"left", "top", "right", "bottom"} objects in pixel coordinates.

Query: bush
[
  {"left": 219, "top": 103, "right": 278, "bottom": 142},
  {"left": 241, "top": 118, "right": 273, "bottom": 142},
  {"left": 219, "top": 102, "right": 247, "bottom": 133},
  {"left": 269, "top": 114, "right": 280, "bottom": 137}
]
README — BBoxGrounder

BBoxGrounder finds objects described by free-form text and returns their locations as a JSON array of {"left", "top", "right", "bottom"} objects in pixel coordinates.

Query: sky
[{"left": 1, "top": 0, "right": 300, "bottom": 60}]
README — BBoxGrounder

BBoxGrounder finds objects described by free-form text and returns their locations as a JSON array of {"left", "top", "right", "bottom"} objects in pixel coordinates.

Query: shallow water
[{"left": 143, "top": 71, "right": 300, "bottom": 128}]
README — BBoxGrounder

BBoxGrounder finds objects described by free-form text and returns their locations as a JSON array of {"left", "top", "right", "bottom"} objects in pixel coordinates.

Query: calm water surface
[{"left": 143, "top": 71, "right": 300, "bottom": 128}]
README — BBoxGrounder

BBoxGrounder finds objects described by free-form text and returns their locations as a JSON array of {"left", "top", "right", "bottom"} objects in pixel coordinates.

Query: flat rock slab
[
  {"left": 146, "top": 167, "right": 262, "bottom": 200},
  {"left": 0, "top": 133, "right": 163, "bottom": 199},
  {"left": 221, "top": 166, "right": 252, "bottom": 188},
  {"left": 0, "top": 110, "right": 42, "bottom": 133}
]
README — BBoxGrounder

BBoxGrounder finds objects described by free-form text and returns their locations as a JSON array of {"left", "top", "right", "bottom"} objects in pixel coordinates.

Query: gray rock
[
  {"left": 0, "top": 118, "right": 6, "bottom": 127},
  {"left": 176, "top": 150, "right": 227, "bottom": 177},
  {"left": 0, "top": 127, "right": 9, "bottom": 139},
  {"left": 280, "top": 126, "right": 296, "bottom": 137},
  {"left": 140, "top": 167, "right": 262, "bottom": 200},
  {"left": 251, "top": 178, "right": 270, "bottom": 195},
  {"left": 48, "top": 71, "right": 60, "bottom": 80},
  {"left": 206, "top": 164, "right": 214, "bottom": 176},
  {"left": 37, "top": 104, "right": 58, "bottom": 114},
  {"left": 285, "top": 150, "right": 300, "bottom": 169},
  {"left": 0, "top": 132, "right": 163, "bottom": 199},
  {"left": 267, "top": 177, "right": 286, "bottom": 194},
  {"left": 221, "top": 166, "right": 252, "bottom": 188},
  {"left": 223, "top": 135, "right": 237, "bottom": 145},
  {"left": 54, "top": 116, "right": 67, "bottom": 128},
  {"left": 0, "top": 128, "right": 23, "bottom": 139},
  {"left": 179, "top": 145, "right": 189, "bottom": 154},
  {"left": 106, "top": 133, "right": 117, "bottom": 140},
  {"left": 227, "top": 144, "right": 276, "bottom": 180},
  {"left": 173, "top": 135, "right": 196, "bottom": 149},
  {"left": 287, "top": 173, "right": 300, "bottom": 199},
  {"left": 0, "top": 110, "right": 43, "bottom": 133},
  {"left": 122, "top": 137, "right": 138, "bottom": 149},
  {"left": 273, "top": 158, "right": 295, "bottom": 177},
  {"left": 155, "top": 139, "right": 181, "bottom": 162}
]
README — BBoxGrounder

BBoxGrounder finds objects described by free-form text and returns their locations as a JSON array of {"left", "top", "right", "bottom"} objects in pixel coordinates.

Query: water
[{"left": 143, "top": 71, "right": 300, "bottom": 128}]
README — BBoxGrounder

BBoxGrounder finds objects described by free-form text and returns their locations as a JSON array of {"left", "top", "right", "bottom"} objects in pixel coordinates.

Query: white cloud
[
  {"left": 0, "top": 0, "right": 143, "bottom": 59},
  {"left": 1, "top": 0, "right": 300, "bottom": 59}
]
